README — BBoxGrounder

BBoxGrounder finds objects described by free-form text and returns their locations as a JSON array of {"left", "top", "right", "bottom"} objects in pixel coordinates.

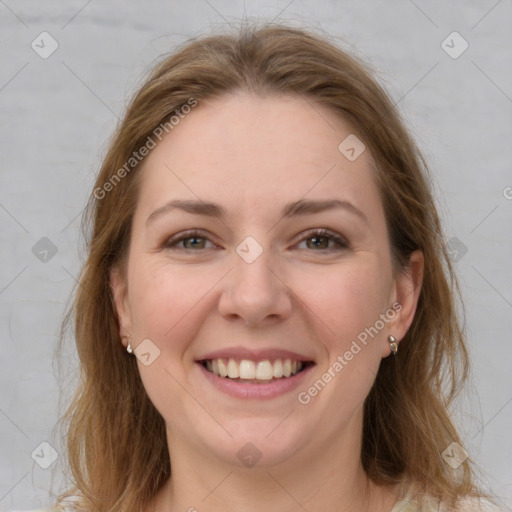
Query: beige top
[
  {"left": 19, "top": 499, "right": 500, "bottom": 512},
  {"left": 391, "top": 493, "right": 503, "bottom": 511},
  {"left": 13, "top": 495, "right": 505, "bottom": 512}
]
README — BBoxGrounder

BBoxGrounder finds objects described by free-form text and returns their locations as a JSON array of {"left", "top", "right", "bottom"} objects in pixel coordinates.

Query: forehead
[{"left": 135, "top": 93, "right": 383, "bottom": 226}]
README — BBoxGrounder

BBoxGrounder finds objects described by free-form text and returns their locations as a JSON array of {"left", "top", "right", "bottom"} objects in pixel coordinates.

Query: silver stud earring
[
  {"left": 122, "top": 335, "right": 133, "bottom": 354},
  {"left": 388, "top": 335, "right": 398, "bottom": 355}
]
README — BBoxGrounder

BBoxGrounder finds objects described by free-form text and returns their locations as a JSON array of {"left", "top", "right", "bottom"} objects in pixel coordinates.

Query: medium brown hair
[{"left": 55, "top": 22, "right": 486, "bottom": 511}]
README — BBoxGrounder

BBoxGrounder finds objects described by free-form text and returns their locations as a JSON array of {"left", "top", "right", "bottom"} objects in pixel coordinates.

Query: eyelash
[{"left": 163, "top": 228, "right": 349, "bottom": 253}]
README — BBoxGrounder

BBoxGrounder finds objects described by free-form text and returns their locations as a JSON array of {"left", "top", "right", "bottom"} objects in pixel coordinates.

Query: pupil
[
  {"left": 309, "top": 236, "right": 327, "bottom": 249},
  {"left": 186, "top": 237, "right": 203, "bottom": 249}
]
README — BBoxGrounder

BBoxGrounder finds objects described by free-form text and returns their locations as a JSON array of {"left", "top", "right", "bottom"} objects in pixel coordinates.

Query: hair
[{"left": 54, "top": 21, "right": 489, "bottom": 512}]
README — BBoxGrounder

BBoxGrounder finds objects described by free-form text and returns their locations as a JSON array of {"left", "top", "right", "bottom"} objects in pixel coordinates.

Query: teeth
[
  {"left": 256, "top": 360, "right": 273, "bottom": 380},
  {"left": 218, "top": 359, "right": 228, "bottom": 378},
  {"left": 272, "top": 359, "right": 283, "bottom": 378},
  {"left": 204, "top": 358, "right": 304, "bottom": 380},
  {"left": 283, "top": 359, "right": 292, "bottom": 377},
  {"left": 239, "top": 360, "right": 255, "bottom": 379},
  {"left": 227, "top": 358, "right": 239, "bottom": 378}
]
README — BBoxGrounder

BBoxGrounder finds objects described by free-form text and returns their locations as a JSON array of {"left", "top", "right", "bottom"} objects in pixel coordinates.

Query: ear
[
  {"left": 109, "top": 266, "right": 132, "bottom": 349},
  {"left": 383, "top": 249, "right": 424, "bottom": 357}
]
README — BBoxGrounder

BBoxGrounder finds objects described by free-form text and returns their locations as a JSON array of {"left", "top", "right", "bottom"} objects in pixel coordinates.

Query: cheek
[
  {"left": 295, "top": 259, "right": 391, "bottom": 346},
  {"left": 127, "top": 260, "right": 213, "bottom": 350},
  {"left": 293, "top": 264, "right": 389, "bottom": 425},
  {"left": 126, "top": 261, "right": 214, "bottom": 420}
]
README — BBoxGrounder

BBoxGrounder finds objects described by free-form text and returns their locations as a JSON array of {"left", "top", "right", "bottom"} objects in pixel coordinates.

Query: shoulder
[
  {"left": 9, "top": 509, "right": 67, "bottom": 512},
  {"left": 9, "top": 507, "right": 73, "bottom": 512},
  {"left": 8, "top": 509, "right": 51, "bottom": 512},
  {"left": 392, "top": 494, "right": 505, "bottom": 512},
  {"left": 8, "top": 494, "right": 80, "bottom": 512},
  {"left": 8, "top": 509, "right": 54, "bottom": 512},
  {"left": 451, "top": 496, "right": 507, "bottom": 512}
]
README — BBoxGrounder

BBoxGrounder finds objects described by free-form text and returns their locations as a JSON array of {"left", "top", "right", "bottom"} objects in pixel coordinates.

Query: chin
[{"left": 199, "top": 417, "right": 311, "bottom": 469}]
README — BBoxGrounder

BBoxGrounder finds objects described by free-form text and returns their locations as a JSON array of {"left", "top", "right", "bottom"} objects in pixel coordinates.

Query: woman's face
[{"left": 111, "top": 93, "right": 421, "bottom": 469}]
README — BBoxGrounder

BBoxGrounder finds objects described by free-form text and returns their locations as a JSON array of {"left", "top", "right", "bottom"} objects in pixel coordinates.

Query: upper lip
[{"left": 196, "top": 346, "right": 316, "bottom": 363}]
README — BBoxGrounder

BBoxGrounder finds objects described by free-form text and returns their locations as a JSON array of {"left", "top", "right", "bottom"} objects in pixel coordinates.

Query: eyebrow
[{"left": 145, "top": 198, "right": 368, "bottom": 226}]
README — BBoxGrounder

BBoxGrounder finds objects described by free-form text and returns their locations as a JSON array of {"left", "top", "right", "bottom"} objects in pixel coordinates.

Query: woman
[{"left": 24, "top": 22, "right": 501, "bottom": 512}]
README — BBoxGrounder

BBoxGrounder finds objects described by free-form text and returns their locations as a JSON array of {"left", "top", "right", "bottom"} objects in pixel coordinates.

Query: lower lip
[{"left": 197, "top": 362, "right": 314, "bottom": 399}]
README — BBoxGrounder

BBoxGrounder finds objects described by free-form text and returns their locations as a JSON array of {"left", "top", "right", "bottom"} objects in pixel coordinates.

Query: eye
[
  {"left": 163, "top": 228, "right": 349, "bottom": 252},
  {"left": 163, "top": 230, "right": 216, "bottom": 250},
  {"left": 295, "top": 228, "right": 349, "bottom": 251}
]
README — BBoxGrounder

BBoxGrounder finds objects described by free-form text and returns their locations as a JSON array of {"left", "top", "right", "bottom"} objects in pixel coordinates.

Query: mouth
[
  {"left": 199, "top": 357, "right": 314, "bottom": 384},
  {"left": 195, "top": 347, "right": 316, "bottom": 399}
]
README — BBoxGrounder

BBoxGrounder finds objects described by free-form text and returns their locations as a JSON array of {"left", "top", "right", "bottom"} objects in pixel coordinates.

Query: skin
[{"left": 110, "top": 93, "right": 423, "bottom": 512}]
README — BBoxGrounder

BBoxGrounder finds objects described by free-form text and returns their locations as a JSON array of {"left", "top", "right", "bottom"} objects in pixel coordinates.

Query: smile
[
  {"left": 195, "top": 347, "right": 316, "bottom": 398},
  {"left": 202, "top": 358, "right": 306, "bottom": 383}
]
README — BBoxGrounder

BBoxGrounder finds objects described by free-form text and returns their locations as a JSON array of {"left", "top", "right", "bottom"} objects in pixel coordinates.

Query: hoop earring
[
  {"left": 122, "top": 334, "right": 133, "bottom": 354},
  {"left": 388, "top": 335, "right": 398, "bottom": 355}
]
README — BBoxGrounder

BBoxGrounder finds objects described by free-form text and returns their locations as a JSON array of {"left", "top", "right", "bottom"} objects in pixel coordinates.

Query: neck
[{"left": 149, "top": 420, "right": 399, "bottom": 512}]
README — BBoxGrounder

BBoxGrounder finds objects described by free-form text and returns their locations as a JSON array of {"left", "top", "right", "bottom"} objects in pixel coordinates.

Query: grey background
[{"left": 1, "top": 1, "right": 511, "bottom": 510}]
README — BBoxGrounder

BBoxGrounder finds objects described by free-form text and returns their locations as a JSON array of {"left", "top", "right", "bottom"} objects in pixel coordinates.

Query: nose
[{"left": 218, "top": 246, "right": 293, "bottom": 327}]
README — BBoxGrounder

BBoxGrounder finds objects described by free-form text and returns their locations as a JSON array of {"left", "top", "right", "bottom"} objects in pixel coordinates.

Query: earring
[
  {"left": 388, "top": 335, "right": 398, "bottom": 355},
  {"left": 122, "top": 334, "right": 133, "bottom": 354}
]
